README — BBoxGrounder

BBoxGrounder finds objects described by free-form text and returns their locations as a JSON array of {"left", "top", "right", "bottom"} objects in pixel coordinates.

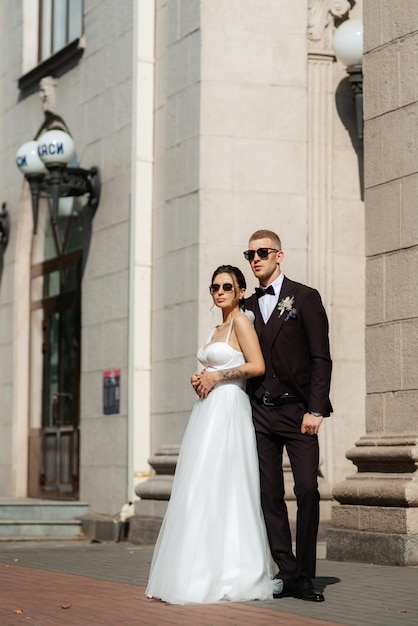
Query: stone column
[
  {"left": 307, "top": 50, "right": 334, "bottom": 302},
  {"left": 327, "top": 2, "right": 418, "bottom": 565},
  {"left": 304, "top": 0, "right": 353, "bottom": 521}
]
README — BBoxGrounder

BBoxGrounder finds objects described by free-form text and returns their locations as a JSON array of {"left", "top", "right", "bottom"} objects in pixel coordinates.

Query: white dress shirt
[{"left": 258, "top": 273, "right": 285, "bottom": 323}]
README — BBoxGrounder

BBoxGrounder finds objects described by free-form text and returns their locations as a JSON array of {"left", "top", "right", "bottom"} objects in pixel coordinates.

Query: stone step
[
  {"left": 0, "top": 519, "right": 84, "bottom": 540},
  {"left": 0, "top": 499, "right": 89, "bottom": 521},
  {"left": 0, "top": 498, "right": 89, "bottom": 541}
]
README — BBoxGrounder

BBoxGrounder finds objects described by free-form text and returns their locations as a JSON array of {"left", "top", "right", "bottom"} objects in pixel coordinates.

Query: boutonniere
[{"left": 278, "top": 296, "right": 297, "bottom": 321}]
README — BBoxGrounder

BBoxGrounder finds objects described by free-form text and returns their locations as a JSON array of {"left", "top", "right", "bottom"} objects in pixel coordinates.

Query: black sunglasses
[
  {"left": 243, "top": 247, "right": 279, "bottom": 261},
  {"left": 209, "top": 282, "right": 234, "bottom": 293}
]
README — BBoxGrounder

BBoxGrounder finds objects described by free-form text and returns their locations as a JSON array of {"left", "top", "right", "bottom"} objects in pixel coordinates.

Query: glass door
[{"left": 40, "top": 256, "right": 81, "bottom": 498}]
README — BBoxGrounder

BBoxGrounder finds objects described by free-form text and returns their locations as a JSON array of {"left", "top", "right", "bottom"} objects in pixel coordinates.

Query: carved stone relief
[
  {"left": 308, "top": 0, "right": 354, "bottom": 52},
  {"left": 39, "top": 76, "right": 59, "bottom": 115}
]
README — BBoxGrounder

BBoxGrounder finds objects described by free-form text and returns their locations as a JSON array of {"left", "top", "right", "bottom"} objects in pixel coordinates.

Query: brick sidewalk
[
  {"left": 1, "top": 564, "right": 345, "bottom": 626},
  {"left": 1, "top": 542, "right": 417, "bottom": 626}
]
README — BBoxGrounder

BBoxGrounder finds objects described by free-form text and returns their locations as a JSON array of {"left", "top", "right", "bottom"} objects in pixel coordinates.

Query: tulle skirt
[{"left": 146, "top": 383, "right": 274, "bottom": 604}]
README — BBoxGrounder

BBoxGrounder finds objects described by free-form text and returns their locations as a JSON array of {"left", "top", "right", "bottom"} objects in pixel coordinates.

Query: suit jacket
[{"left": 245, "top": 276, "right": 333, "bottom": 417}]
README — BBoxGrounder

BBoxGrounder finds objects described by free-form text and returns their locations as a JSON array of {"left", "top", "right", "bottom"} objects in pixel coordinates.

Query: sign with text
[{"left": 103, "top": 369, "right": 120, "bottom": 415}]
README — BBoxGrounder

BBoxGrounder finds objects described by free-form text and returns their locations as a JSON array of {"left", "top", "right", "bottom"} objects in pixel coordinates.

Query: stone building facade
[{"left": 5, "top": 0, "right": 408, "bottom": 561}]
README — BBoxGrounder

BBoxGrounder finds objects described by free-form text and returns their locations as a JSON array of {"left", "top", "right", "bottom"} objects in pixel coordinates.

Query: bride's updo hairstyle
[{"left": 211, "top": 265, "right": 247, "bottom": 310}]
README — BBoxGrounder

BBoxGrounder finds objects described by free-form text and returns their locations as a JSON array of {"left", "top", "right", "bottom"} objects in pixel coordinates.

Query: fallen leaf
[
  {"left": 13, "top": 609, "right": 23, "bottom": 614},
  {"left": 61, "top": 603, "right": 71, "bottom": 610}
]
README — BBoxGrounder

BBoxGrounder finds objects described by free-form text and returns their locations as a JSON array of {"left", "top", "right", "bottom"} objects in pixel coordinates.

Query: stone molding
[{"left": 333, "top": 435, "right": 418, "bottom": 506}]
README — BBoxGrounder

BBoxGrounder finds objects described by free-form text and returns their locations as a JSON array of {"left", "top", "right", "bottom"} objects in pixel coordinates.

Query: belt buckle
[{"left": 262, "top": 393, "right": 275, "bottom": 406}]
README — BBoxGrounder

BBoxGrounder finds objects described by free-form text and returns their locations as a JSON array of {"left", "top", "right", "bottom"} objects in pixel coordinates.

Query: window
[
  {"left": 39, "top": 0, "right": 83, "bottom": 62},
  {"left": 19, "top": 0, "right": 85, "bottom": 91}
]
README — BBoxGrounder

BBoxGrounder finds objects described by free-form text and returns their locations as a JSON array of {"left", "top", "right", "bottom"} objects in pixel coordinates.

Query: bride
[{"left": 146, "top": 264, "right": 274, "bottom": 604}]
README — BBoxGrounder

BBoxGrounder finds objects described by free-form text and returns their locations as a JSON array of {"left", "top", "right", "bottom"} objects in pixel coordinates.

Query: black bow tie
[{"left": 255, "top": 285, "right": 275, "bottom": 297}]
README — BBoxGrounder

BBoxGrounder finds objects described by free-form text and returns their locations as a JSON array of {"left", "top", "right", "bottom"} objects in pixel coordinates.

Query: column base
[
  {"left": 327, "top": 504, "right": 418, "bottom": 565},
  {"left": 129, "top": 445, "right": 178, "bottom": 545},
  {"left": 129, "top": 512, "right": 165, "bottom": 545},
  {"left": 327, "top": 435, "right": 418, "bottom": 564}
]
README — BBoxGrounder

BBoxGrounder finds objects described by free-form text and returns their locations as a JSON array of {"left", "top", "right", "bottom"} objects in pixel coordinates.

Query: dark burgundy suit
[{"left": 245, "top": 276, "right": 332, "bottom": 581}]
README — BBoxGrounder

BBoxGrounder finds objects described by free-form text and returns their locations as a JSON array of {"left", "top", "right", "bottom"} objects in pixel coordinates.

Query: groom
[{"left": 243, "top": 229, "right": 332, "bottom": 603}]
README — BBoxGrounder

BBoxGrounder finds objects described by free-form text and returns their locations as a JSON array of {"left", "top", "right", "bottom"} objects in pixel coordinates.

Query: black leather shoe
[
  {"left": 294, "top": 576, "right": 324, "bottom": 602},
  {"left": 273, "top": 578, "right": 297, "bottom": 599}
]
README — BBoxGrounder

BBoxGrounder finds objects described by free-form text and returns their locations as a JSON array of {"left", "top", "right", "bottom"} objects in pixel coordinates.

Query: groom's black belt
[{"left": 259, "top": 392, "right": 302, "bottom": 407}]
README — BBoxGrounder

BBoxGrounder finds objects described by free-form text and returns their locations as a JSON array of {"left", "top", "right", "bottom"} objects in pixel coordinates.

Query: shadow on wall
[{"left": 335, "top": 77, "right": 364, "bottom": 201}]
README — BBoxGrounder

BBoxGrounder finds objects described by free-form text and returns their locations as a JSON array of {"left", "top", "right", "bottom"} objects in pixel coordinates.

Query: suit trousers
[{"left": 252, "top": 400, "right": 320, "bottom": 581}]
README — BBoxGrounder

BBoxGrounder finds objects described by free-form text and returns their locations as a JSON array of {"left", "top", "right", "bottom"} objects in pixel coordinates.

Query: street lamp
[
  {"left": 16, "top": 130, "right": 101, "bottom": 233},
  {"left": 333, "top": 18, "right": 363, "bottom": 140}
]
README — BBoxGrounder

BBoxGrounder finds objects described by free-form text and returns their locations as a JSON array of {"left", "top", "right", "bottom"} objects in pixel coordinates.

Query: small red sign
[{"left": 103, "top": 369, "right": 120, "bottom": 414}]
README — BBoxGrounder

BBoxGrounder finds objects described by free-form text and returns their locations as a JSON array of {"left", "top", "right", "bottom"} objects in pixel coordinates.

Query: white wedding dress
[{"left": 146, "top": 320, "right": 274, "bottom": 604}]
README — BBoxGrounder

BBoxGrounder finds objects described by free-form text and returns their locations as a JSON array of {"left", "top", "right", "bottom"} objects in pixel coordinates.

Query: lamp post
[
  {"left": 0, "top": 202, "right": 10, "bottom": 286},
  {"left": 16, "top": 130, "right": 100, "bottom": 234},
  {"left": 0, "top": 202, "right": 10, "bottom": 285},
  {"left": 0, "top": 202, "right": 10, "bottom": 249},
  {"left": 333, "top": 18, "right": 363, "bottom": 140}
]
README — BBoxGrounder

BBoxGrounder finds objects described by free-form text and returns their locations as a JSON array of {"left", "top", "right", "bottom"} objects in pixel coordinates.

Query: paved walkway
[{"left": 0, "top": 541, "right": 417, "bottom": 626}]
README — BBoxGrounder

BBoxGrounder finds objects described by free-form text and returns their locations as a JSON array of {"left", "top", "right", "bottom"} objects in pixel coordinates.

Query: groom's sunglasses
[
  {"left": 209, "top": 283, "right": 234, "bottom": 293},
  {"left": 243, "top": 247, "right": 279, "bottom": 261}
]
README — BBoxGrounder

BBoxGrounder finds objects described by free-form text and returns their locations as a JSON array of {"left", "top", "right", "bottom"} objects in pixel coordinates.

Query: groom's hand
[{"left": 301, "top": 412, "right": 323, "bottom": 435}]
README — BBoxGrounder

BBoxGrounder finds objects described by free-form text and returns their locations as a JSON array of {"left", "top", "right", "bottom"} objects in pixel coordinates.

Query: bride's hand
[
  {"left": 196, "top": 370, "right": 219, "bottom": 399},
  {"left": 191, "top": 372, "right": 200, "bottom": 391},
  {"left": 191, "top": 370, "right": 209, "bottom": 397}
]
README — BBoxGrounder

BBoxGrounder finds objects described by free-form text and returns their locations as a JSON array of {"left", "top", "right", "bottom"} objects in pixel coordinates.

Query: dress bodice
[
  {"left": 197, "top": 342, "right": 245, "bottom": 370},
  {"left": 197, "top": 319, "right": 246, "bottom": 386}
]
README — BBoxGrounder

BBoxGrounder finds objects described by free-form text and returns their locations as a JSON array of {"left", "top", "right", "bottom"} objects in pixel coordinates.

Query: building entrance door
[{"left": 40, "top": 252, "right": 81, "bottom": 498}]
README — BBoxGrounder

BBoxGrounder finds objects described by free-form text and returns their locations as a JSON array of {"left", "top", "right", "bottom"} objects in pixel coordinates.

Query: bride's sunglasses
[
  {"left": 209, "top": 283, "right": 234, "bottom": 294},
  {"left": 243, "top": 247, "right": 279, "bottom": 261}
]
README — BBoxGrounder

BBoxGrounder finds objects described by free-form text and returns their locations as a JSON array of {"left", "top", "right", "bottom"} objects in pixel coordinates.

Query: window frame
[{"left": 19, "top": 0, "right": 85, "bottom": 93}]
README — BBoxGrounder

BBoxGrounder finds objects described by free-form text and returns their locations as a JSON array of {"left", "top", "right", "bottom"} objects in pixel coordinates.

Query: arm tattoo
[{"left": 220, "top": 368, "right": 250, "bottom": 382}]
